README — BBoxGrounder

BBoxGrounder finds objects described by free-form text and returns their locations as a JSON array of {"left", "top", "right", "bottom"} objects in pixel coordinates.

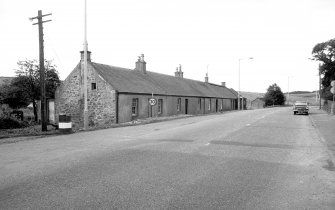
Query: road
[{"left": 0, "top": 107, "right": 334, "bottom": 209}]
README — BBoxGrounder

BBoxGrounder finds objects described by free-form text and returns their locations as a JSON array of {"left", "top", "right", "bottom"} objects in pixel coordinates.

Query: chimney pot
[
  {"left": 177, "top": 64, "right": 183, "bottom": 78},
  {"left": 221, "top": 82, "right": 226, "bottom": 87}
]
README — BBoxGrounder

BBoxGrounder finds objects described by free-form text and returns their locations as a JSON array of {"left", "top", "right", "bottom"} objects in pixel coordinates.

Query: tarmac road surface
[{"left": 0, "top": 107, "right": 334, "bottom": 209}]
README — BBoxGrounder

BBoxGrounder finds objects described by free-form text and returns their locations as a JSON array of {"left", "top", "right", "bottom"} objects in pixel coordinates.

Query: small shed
[{"left": 251, "top": 98, "right": 265, "bottom": 109}]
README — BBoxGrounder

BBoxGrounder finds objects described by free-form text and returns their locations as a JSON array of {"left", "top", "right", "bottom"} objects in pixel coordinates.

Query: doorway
[{"left": 185, "top": 99, "right": 188, "bottom": 114}]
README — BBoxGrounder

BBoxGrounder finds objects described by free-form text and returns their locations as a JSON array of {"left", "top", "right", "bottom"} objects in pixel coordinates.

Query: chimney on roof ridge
[
  {"left": 205, "top": 73, "right": 209, "bottom": 83},
  {"left": 135, "top": 54, "right": 146, "bottom": 74},
  {"left": 221, "top": 82, "right": 226, "bottom": 87},
  {"left": 80, "top": 50, "right": 91, "bottom": 62},
  {"left": 179, "top": 64, "right": 183, "bottom": 78},
  {"left": 175, "top": 67, "right": 179, "bottom": 77},
  {"left": 174, "top": 64, "right": 184, "bottom": 78}
]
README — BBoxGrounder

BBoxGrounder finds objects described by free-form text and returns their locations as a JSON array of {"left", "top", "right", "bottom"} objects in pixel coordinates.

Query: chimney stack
[
  {"left": 205, "top": 73, "right": 209, "bottom": 83},
  {"left": 175, "top": 67, "right": 179, "bottom": 77},
  {"left": 179, "top": 64, "right": 183, "bottom": 78},
  {"left": 221, "top": 82, "right": 226, "bottom": 87},
  {"left": 174, "top": 64, "right": 184, "bottom": 78},
  {"left": 135, "top": 54, "right": 146, "bottom": 74},
  {"left": 80, "top": 50, "right": 91, "bottom": 62}
]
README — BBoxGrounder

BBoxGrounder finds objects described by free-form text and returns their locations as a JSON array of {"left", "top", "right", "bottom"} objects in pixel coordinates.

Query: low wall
[{"left": 322, "top": 100, "right": 335, "bottom": 114}]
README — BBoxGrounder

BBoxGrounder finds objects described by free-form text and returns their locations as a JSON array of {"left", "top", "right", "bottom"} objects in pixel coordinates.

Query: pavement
[
  {"left": 1, "top": 107, "right": 335, "bottom": 209},
  {"left": 309, "top": 106, "right": 335, "bottom": 164}
]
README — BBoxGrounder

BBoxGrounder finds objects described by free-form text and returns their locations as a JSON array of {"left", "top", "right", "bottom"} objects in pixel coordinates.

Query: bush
[{"left": 0, "top": 116, "right": 28, "bottom": 129}]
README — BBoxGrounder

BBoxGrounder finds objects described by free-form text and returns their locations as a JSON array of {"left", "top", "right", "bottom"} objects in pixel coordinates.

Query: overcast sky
[{"left": 1, "top": 0, "right": 335, "bottom": 93}]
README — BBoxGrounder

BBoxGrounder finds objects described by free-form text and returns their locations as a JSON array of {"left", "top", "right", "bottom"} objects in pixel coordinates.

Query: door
[
  {"left": 185, "top": 99, "right": 188, "bottom": 114},
  {"left": 216, "top": 99, "right": 218, "bottom": 112}
]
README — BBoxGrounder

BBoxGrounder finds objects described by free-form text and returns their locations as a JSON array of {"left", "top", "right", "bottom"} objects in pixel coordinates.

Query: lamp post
[
  {"left": 287, "top": 77, "right": 290, "bottom": 105},
  {"left": 238, "top": 57, "right": 253, "bottom": 110},
  {"left": 273, "top": 85, "right": 277, "bottom": 107}
]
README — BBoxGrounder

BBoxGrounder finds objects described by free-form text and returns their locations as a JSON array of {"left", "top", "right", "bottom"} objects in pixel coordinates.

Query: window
[
  {"left": 158, "top": 99, "right": 163, "bottom": 114},
  {"left": 208, "top": 100, "right": 211, "bottom": 111},
  {"left": 131, "top": 98, "right": 138, "bottom": 116},
  {"left": 91, "top": 83, "right": 97, "bottom": 90},
  {"left": 198, "top": 98, "right": 201, "bottom": 110},
  {"left": 177, "top": 98, "right": 181, "bottom": 111}
]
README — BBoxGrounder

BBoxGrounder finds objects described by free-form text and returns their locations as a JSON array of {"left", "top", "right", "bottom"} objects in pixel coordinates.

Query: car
[{"left": 293, "top": 101, "right": 309, "bottom": 115}]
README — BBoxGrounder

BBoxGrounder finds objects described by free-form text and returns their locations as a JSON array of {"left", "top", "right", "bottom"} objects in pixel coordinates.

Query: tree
[
  {"left": 312, "top": 38, "right": 335, "bottom": 100},
  {"left": 0, "top": 82, "right": 30, "bottom": 109},
  {"left": 12, "top": 59, "right": 61, "bottom": 121},
  {"left": 264, "top": 84, "right": 286, "bottom": 106}
]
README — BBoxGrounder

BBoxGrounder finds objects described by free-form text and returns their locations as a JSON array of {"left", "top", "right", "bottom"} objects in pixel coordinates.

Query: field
[{"left": 241, "top": 91, "right": 319, "bottom": 108}]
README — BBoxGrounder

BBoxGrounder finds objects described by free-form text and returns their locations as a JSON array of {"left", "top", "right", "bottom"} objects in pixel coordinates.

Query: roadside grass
[{"left": 0, "top": 125, "right": 59, "bottom": 143}]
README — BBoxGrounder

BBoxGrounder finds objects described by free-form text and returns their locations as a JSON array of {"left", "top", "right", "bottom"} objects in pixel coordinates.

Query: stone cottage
[{"left": 55, "top": 52, "right": 238, "bottom": 129}]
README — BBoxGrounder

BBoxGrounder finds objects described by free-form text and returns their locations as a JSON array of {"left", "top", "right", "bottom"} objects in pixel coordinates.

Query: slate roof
[{"left": 91, "top": 62, "right": 237, "bottom": 99}]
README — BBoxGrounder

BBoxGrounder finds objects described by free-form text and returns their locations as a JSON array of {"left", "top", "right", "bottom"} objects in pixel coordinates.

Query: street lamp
[{"left": 238, "top": 57, "right": 253, "bottom": 110}]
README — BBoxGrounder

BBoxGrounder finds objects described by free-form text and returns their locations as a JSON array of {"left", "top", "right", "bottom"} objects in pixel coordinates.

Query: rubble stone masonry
[{"left": 55, "top": 62, "right": 116, "bottom": 130}]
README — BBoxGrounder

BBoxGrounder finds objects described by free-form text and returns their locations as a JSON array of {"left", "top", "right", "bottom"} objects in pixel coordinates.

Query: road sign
[
  {"left": 331, "top": 80, "right": 335, "bottom": 94},
  {"left": 149, "top": 98, "right": 156, "bottom": 106}
]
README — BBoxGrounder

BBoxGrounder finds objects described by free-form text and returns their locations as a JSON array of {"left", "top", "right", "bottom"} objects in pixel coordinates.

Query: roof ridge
[{"left": 91, "top": 61, "right": 225, "bottom": 86}]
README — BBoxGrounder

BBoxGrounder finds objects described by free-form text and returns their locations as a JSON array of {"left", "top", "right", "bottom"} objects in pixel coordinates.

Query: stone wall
[
  {"left": 55, "top": 64, "right": 83, "bottom": 130},
  {"left": 86, "top": 65, "right": 116, "bottom": 127},
  {"left": 55, "top": 62, "right": 116, "bottom": 130}
]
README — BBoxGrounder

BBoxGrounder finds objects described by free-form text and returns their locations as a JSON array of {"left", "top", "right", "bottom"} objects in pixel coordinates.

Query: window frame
[
  {"left": 91, "top": 82, "right": 97, "bottom": 90},
  {"left": 131, "top": 98, "right": 139, "bottom": 116},
  {"left": 158, "top": 99, "right": 163, "bottom": 114},
  {"left": 177, "top": 98, "right": 181, "bottom": 111}
]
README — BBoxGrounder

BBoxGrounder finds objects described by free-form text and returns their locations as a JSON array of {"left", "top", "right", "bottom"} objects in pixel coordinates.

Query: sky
[{"left": 1, "top": 0, "right": 335, "bottom": 93}]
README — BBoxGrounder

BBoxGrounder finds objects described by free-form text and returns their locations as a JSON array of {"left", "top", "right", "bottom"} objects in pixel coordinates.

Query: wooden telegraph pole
[{"left": 30, "top": 10, "right": 52, "bottom": 132}]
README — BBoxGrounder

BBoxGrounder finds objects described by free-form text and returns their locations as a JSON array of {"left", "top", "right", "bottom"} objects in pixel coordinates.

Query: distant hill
[
  {"left": 288, "top": 92, "right": 318, "bottom": 105},
  {"left": 288, "top": 91, "right": 313, "bottom": 94},
  {"left": 0, "top": 76, "right": 14, "bottom": 86},
  {"left": 239, "top": 91, "right": 319, "bottom": 107}
]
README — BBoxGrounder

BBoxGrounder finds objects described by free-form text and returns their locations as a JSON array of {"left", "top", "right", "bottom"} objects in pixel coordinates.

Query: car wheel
[{"left": 294, "top": 112, "right": 296, "bottom": 115}]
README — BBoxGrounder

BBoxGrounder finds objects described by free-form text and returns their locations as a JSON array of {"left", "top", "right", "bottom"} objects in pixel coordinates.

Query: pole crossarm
[{"left": 32, "top": 20, "right": 52, "bottom": 25}]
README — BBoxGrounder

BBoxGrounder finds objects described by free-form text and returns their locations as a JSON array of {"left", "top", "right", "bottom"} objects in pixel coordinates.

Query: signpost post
[
  {"left": 331, "top": 80, "right": 335, "bottom": 114},
  {"left": 149, "top": 92, "right": 156, "bottom": 117}
]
